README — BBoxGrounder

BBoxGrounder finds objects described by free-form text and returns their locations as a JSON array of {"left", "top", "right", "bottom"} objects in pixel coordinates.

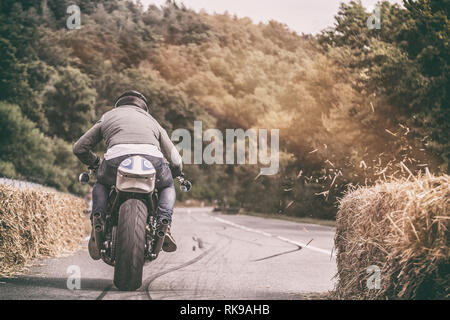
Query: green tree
[
  {"left": 0, "top": 38, "right": 28, "bottom": 103},
  {"left": 44, "top": 66, "right": 97, "bottom": 141},
  {"left": 0, "top": 3, "right": 53, "bottom": 129},
  {"left": 0, "top": 102, "right": 83, "bottom": 191},
  {"left": 319, "top": 0, "right": 449, "bottom": 172}
]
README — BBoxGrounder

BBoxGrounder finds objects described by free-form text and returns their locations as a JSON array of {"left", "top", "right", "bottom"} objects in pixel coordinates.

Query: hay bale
[
  {"left": 0, "top": 185, "right": 86, "bottom": 277},
  {"left": 334, "top": 174, "right": 449, "bottom": 299}
]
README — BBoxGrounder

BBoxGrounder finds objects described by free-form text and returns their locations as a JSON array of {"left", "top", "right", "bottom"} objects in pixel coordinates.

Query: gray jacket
[{"left": 73, "top": 105, "right": 182, "bottom": 170}]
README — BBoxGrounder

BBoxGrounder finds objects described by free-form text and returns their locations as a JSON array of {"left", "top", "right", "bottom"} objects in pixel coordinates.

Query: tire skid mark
[
  {"left": 252, "top": 246, "right": 302, "bottom": 262},
  {"left": 216, "top": 231, "right": 264, "bottom": 246},
  {"left": 99, "top": 213, "right": 224, "bottom": 300},
  {"left": 200, "top": 233, "right": 232, "bottom": 266},
  {"left": 214, "top": 216, "right": 333, "bottom": 256},
  {"left": 95, "top": 243, "right": 215, "bottom": 300},
  {"left": 144, "top": 242, "right": 218, "bottom": 300},
  {"left": 146, "top": 234, "right": 232, "bottom": 300},
  {"left": 181, "top": 234, "right": 232, "bottom": 299},
  {"left": 217, "top": 226, "right": 301, "bottom": 262},
  {"left": 96, "top": 284, "right": 113, "bottom": 300}
]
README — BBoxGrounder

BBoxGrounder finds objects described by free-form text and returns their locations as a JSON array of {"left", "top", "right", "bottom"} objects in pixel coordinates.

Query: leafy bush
[{"left": 0, "top": 102, "right": 85, "bottom": 192}]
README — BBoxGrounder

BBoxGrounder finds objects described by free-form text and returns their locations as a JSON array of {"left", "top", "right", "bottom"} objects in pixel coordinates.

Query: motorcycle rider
[{"left": 73, "top": 90, "right": 182, "bottom": 260}]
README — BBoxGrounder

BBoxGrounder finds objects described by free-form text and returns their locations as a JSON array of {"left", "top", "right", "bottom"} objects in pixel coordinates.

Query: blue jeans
[{"left": 92, "top": 154, "right": 176, "bottom": 225}]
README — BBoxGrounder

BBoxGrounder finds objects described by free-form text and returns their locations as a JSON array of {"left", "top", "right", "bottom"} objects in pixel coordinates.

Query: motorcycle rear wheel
[{"left": 113, "top": 199, "right": 148, "bottom": 291}]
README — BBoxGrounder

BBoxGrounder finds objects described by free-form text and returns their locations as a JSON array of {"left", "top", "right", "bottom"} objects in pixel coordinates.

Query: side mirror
[
  {"left": 79, "top": 172, "right": 90, "bottom": 185},
  {"left": 180, "top": 180, "right": 192, "bottom": 192}
]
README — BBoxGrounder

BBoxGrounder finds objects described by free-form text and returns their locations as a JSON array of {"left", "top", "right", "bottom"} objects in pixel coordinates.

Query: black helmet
[{"left": 114, "top": 90, "right": 149, "bottom": 112}]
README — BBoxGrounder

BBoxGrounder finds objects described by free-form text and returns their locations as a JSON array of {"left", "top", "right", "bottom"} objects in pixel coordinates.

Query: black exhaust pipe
[
  {"left": 152, "top": 219, "right": 169, "bottom": 257},
  {"left": 93, "top": 212, "right": 104, "bottom": 251}
]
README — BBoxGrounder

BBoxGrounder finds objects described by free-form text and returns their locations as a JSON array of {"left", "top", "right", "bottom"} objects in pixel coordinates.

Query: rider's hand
[
  {"left": 170, "top": 165, "right": 182, "bottom": 178},
  {"left": 88, "top": 156, "right": 100, "bottom": 172}
]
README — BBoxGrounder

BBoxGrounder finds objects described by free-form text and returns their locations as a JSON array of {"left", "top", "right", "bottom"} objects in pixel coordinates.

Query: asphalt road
[{"left": 0, "top": 208, "right": 336, "bottom": 300}]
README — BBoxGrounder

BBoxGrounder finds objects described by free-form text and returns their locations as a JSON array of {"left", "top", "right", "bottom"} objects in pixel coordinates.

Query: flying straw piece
[
  {"left": 375, "top": 167, "right": 387, "bottom": 176},
  {"left": 404, "top": 127, "right": 410, "bottom": 135},
  {"left": 399, "top": 124, "right": 410, "bottom": 135},
  {"left": 425, "top": 167, "right": 432, "bottom": 179},
  {"left": 285, "top": 201, "right": 294, "bottom": 210},
  {"left": 400, "top": 161, "right": 420, "bottom": 185},
  {"left": 325, "top": 159, "right": 335, "bottom": 167},
  {"left": 385, "top": 129, "right": 398, "bottom": 137},
  {"left": 330, "top": 174, "right": 338, "bottom": 188},
  {"left": 315, "top": 190, "right": 329, "bottom": 201}
]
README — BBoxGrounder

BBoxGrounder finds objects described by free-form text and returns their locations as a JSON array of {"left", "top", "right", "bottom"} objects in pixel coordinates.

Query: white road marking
[{"left": 214, "top": 217, "right": 334, "bottom": 256}]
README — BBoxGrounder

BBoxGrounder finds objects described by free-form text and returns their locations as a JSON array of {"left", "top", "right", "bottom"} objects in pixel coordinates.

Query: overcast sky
[{"left": 140, "top": 0, "right": 403, "bottom": 34}]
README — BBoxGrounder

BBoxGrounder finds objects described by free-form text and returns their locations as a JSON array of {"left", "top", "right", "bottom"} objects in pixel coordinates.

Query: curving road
[{"left": 0, "top": 208, "right": 336, "bottom": 300}]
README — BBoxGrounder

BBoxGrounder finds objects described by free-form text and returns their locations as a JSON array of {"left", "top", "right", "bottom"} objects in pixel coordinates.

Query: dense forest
[{"left": 0, "top": 0, "right": 448, "bottom": 220}]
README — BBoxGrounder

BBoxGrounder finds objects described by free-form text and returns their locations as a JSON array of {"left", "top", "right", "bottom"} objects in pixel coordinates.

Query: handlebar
[
  {"left": 176, "top": 175, "right": 192, "bottom": 192},
  {"left": 79, "top": 168, "right": 192, "bottom": 193},
  {"left": 78, "top": 166, "right": 97, "bottom": 185}
]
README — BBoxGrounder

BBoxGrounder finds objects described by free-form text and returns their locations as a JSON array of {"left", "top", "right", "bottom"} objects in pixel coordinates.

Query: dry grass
[
  {"left": 334, "top": 174, "right": 449, "bottom": 299},
  {"left": 0, "top": 185, "right": 86, "bottom": 277}
]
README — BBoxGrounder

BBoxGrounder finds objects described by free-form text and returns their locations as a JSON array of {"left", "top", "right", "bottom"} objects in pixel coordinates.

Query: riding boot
[
  {"left": 162, "top": 227, "right": 177, "bottom": 252},
  {"left": 88, "top": 225, "right": 101, "bottom": 260}
]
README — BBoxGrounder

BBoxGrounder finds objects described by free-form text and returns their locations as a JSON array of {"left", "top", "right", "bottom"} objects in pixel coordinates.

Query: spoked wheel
[{"left": 113, "top": 199, "right": 148, "bottom": 291}]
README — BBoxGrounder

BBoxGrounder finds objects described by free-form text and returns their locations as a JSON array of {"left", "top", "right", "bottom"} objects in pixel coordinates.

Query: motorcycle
[{"left": 78, "top": 155, "right": 192, "bottom": 291}]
